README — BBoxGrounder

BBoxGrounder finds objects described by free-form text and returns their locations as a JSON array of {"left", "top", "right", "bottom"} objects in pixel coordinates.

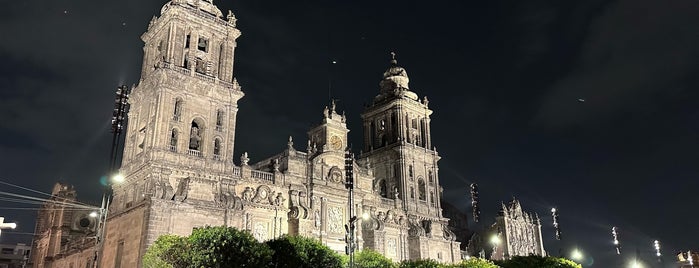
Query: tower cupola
[{"left": 377, "top": 52, "right": 418, "bottom": 101}]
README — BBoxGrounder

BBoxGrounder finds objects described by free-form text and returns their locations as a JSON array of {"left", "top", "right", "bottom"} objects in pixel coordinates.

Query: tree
[
  {"left": 187, "top": 226, "right": 273, "bottom": 268},
  {"left": 266, "top": 235, "right": 343, "bottom": 268},
  {"left": 354, "top": 249, "right": 396, "bottom": 268},
  {"left": 398, "top": 259, "right": 446, "bottom": 268},
  {"left": 142, "top": 234, "right": 189, "bottom": 268},
  {"left": 450, "top": 257, "right": 498, "bottom": 268},
  {"left": 495, "top": 255, "right": 582, "bottom": 268}
]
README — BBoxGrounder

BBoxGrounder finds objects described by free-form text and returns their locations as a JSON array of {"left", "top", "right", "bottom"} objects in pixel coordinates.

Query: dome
[{"left": 379, "top": 53, "right": 411, "bottom": 94}]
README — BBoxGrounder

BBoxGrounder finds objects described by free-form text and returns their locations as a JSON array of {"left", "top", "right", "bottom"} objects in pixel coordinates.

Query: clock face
[{"left": 329, "top": 135, "right": 342, "bottom": 150}]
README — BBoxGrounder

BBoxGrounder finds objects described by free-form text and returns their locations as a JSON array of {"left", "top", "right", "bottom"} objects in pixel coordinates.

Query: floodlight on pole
[
  {"left": 470, "top": 183, "right": 480, "bottom": 223},
  {"left": 612, "top": 226, "right": 621, "bottom": 255},
  {"left": 551, "top": 207, "right": 561, "bottom": 240}
]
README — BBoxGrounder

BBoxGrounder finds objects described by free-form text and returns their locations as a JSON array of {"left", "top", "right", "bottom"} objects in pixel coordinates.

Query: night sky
[{"left": 1, "top": 0, "right": 698, "bottom": 267}]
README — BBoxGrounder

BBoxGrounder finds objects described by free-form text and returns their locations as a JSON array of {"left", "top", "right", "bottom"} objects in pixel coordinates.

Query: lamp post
[
  {"left": 653, "top": 240, "right": 662, "bottom": 265},
  {"left": 93, "top": 85, "right": 130, "bottom": 268},
  {"left": 470, "top": 183, "right": 480, "bottom": 223},
  {"left": 344, "top": 147, "right": 356, "bottom": 267}
]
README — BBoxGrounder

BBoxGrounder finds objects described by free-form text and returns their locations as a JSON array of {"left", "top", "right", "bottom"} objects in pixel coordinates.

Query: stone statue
[
  {"left": 189, "top": 126, "right": 201, "bottom": 150},
  {"left": 241, "top": 152, "right": 249, "bottom": 165},
  {"left": 242, "top": 187, "right": 254, "bottom": 201},
  {"left": 274, "top": 193, "right": 285, "bottom": 207},
  {"left": 323, "top": 106, "right": 329, "bottom": 118},
  {"left": 330, "top": 99, "right": 336, "bottom": 113}
]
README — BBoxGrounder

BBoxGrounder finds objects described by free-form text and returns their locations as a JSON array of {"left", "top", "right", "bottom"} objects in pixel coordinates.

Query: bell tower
[
  {"left": 102, "top": 1, "right": 244, "bottom": 267},
  {"left": 360, "top": 53, "right": 441, "bottom": 216}
]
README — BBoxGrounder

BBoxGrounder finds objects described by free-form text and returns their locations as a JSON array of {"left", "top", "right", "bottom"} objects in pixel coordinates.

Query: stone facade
[
  {"left": 489, "top": 199, "right": 545, "bottom": 260},
  {"left": 28, "top": 183, "right": 99, "bottom": 268},
  {"left": 33, "top": 0, "right": 462, "bottom": 266}
]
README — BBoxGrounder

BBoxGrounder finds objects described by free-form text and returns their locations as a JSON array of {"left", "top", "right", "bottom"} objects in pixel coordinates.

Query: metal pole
[
  {"left": 94, "top": 85, "right": 130, "bottom": 268},
  {"left": 344, "top": 148, "right": 356, "bottom": 268}
]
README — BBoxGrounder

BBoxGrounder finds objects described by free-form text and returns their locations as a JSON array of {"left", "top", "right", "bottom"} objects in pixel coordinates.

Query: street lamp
[
  {"left": 571, "top": 249, "right": 583, "bottom": 262},
  {"left": 629, "top": 260, "right": 643, "bottom": 268}
]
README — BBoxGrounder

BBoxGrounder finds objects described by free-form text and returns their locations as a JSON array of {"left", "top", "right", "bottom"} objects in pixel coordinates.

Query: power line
[
  {"left": 0, "top": 180, "right": 93, "bottom": 206},
  {"left": 0, "top": 191, "right": 97, "bottom": 209}
]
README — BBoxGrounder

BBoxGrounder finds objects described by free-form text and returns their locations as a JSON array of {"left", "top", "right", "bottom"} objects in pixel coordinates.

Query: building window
[
  {"left": 173, "top": 99, "right": 183, "bottom": 121},
  {"left": 115, "top": 240, "right": 125, "bottom": 268},
  {"left": 169, "top": 129, "right": 178, "bottom": 152},
  {"left": 430, "top": 191, "right": 435, "bottom": 206},
  {"left": 408, "top": 165, "right": 413, "bottom": 178},
  {"left": 216, "top": 110, "right": 224, "bottom": 131},
  {"left": 379, "top": 179, "right": 388, "bottom": 198},
  {"left": 185, "top": 34, "right": 191, "bottom": 49},
  {"left": 213, "top": 138, "right": 221, "bottom": 160},
  {"left": 418, "top": 179, "right": 426, "bottom": 201},
  {"left": 428, "top": 170, "right": 433, "bottom": 183},
  {"left": 198, "top": 37, "right": 209, "bottom": 52},
  {"left": 189, "top": 121, "right": 202, "bottom": 151},
  {"left": 410, "top": 187, "right": 415, "bottom": 199}
]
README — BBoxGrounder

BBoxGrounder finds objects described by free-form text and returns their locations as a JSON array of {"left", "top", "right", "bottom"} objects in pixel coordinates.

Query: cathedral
[
  {"left": 23, "top": 1, "right": 561, "bottom": 267},
  {"left": 29, "top": 0, "right": 464, "bottom": 267}
]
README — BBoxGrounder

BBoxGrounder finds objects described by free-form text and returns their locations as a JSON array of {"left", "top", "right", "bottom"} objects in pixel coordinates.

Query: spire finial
[{"left": 390, "top": 51, "right": 397, "bottom": 65}]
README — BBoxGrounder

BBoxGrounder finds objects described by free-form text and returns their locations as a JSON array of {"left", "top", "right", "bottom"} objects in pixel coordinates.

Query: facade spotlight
[
  {"left": 362, "top": 212, "right": 370, "bottom": 221},
  {"left": 112, "top": 173, "right": 125, "bottom": 183},
  {"left": 490, "top": 234, "right": 501, "bottom": 245},
  {"left": 89, "top": 211, "right": 99, "bottom": 218}
]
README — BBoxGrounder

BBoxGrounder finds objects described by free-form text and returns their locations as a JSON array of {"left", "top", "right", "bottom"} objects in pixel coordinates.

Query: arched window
[
  {"left": 379, "top": 179, "right": 388, "bottom": 198},
  {"left": 189, "top": 121, "right": 202, "bottom": 151},
  {"left": 213, "top": 138, "right": 221, "bottom": 158},
  {"left": 173, "top": 99, "right": 183, "bottom": 121},
  {"left": 169, "top": 129, "right": 178, "bottom": 152},
  {"left": 428, "top": 170, "right": 433, "bottom": 183},
  {"left": 418, "top": 179, "right": 426, "bottom": 201},
  {"left": 215, "top": 110, "right": 224, "bottom": 131}
]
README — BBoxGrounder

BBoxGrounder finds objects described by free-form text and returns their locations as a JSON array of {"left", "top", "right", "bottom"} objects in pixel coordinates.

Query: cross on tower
[
  {"left": 390, "top": 51, "right": 396, "bottom": 60},
  {"left": 0, "top": 217, "right": 17, "bottom": 236}
]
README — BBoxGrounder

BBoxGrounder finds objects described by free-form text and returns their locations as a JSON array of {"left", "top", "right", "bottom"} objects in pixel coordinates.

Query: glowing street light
[
  {"left": 571, "top": 249, "right": 583, "bottom": 261},
  {"left": 653, "top": 240, "right": 661, "bottom": 257},
  {"left": 629, "top": 260, "right": 643, "bottom": 268}
]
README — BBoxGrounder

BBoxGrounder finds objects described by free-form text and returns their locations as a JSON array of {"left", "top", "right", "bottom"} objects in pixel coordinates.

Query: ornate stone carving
[
  {"left": 327, "top": 207, "right": 342, "bottom": 233},
  {"left": 172, "top": 178, "right": 190, "bottom": 202},
  {"left": 242, "top": 187, "right": 254, "bottom": 201},
  {"left": 327, "top": 167, "right": 342, "bottom": 183},
  {"left": 408, "top": 216, "right": 425, "bottom": 237},
  {"left": 253, "top": 223, "right": 267, "bottom": 241},
  {"left": 387, "top": 238, "right": 397, "bottom": 256},
  {"left": 251, "top": 185, "right": 274, "bottom": 205}
]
